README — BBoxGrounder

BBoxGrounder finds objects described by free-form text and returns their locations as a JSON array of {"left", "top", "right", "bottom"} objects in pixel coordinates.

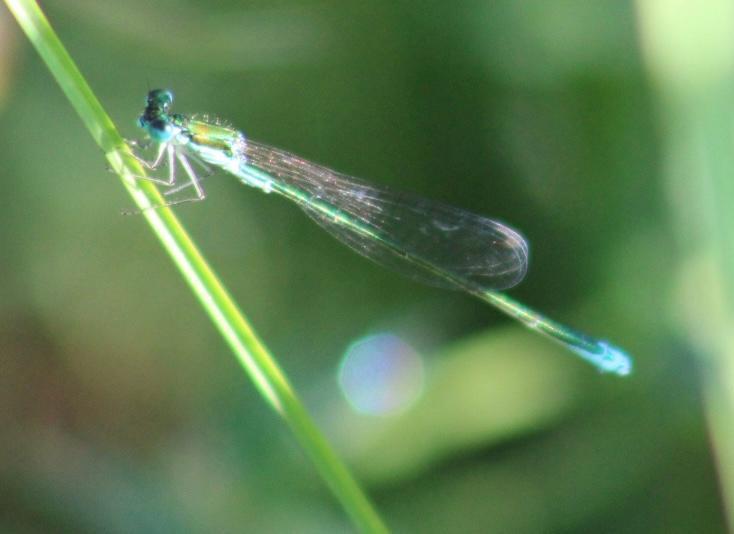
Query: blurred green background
[{"left": 0, "top": 0, "right": 728, "bottom": 532}]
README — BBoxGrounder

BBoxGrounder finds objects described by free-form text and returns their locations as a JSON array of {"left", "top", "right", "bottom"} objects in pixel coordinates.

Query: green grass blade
[{"left": 3, "top": 0, "right": 388, "bottom": 531}]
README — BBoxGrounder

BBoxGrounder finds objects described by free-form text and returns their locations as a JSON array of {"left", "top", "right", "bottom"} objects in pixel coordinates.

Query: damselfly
[{"left": 132, "top": 89, "right": 632, "bottom": 376}]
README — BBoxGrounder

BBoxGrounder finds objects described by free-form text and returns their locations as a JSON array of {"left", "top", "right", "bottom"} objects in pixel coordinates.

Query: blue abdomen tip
[{"left": 573, "top": 341, "right": 633, "bottom": 376}]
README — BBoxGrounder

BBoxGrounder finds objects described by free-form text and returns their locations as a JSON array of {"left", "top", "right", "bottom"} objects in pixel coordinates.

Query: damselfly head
[
  {"left": 146, "top": 89, "right": 173, "bottom": 111},
  {"left": 138, "top": 89, "right": 177, "bottom": 141}
]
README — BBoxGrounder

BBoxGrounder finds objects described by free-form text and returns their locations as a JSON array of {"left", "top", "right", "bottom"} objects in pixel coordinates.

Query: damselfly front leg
[
  {"left": 127, "top": 140, "right": 177, "bottom": 187},
  {"left": 128, "top": 138, "right": 214, "bottom": 205}
]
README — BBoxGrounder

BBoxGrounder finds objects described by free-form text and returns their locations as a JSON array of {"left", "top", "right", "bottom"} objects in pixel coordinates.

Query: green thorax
[{"left": 180, "top": 115, "right": 245, "bottom": 158}]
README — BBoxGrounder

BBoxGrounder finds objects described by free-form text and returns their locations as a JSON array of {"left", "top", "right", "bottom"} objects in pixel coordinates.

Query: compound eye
[{"left": 147, "top": 89, "right": 174, "bottom": 110}]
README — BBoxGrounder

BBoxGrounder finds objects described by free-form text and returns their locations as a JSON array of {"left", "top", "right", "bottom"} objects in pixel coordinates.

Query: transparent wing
[{"left": 242, "top": 140, "right": 529, "bottom": 291}]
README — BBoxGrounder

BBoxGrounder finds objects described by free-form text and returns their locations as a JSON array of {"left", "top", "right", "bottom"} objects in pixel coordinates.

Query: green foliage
[{"left": 0, "top": 0, "right": 729, "bottom": 532}]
